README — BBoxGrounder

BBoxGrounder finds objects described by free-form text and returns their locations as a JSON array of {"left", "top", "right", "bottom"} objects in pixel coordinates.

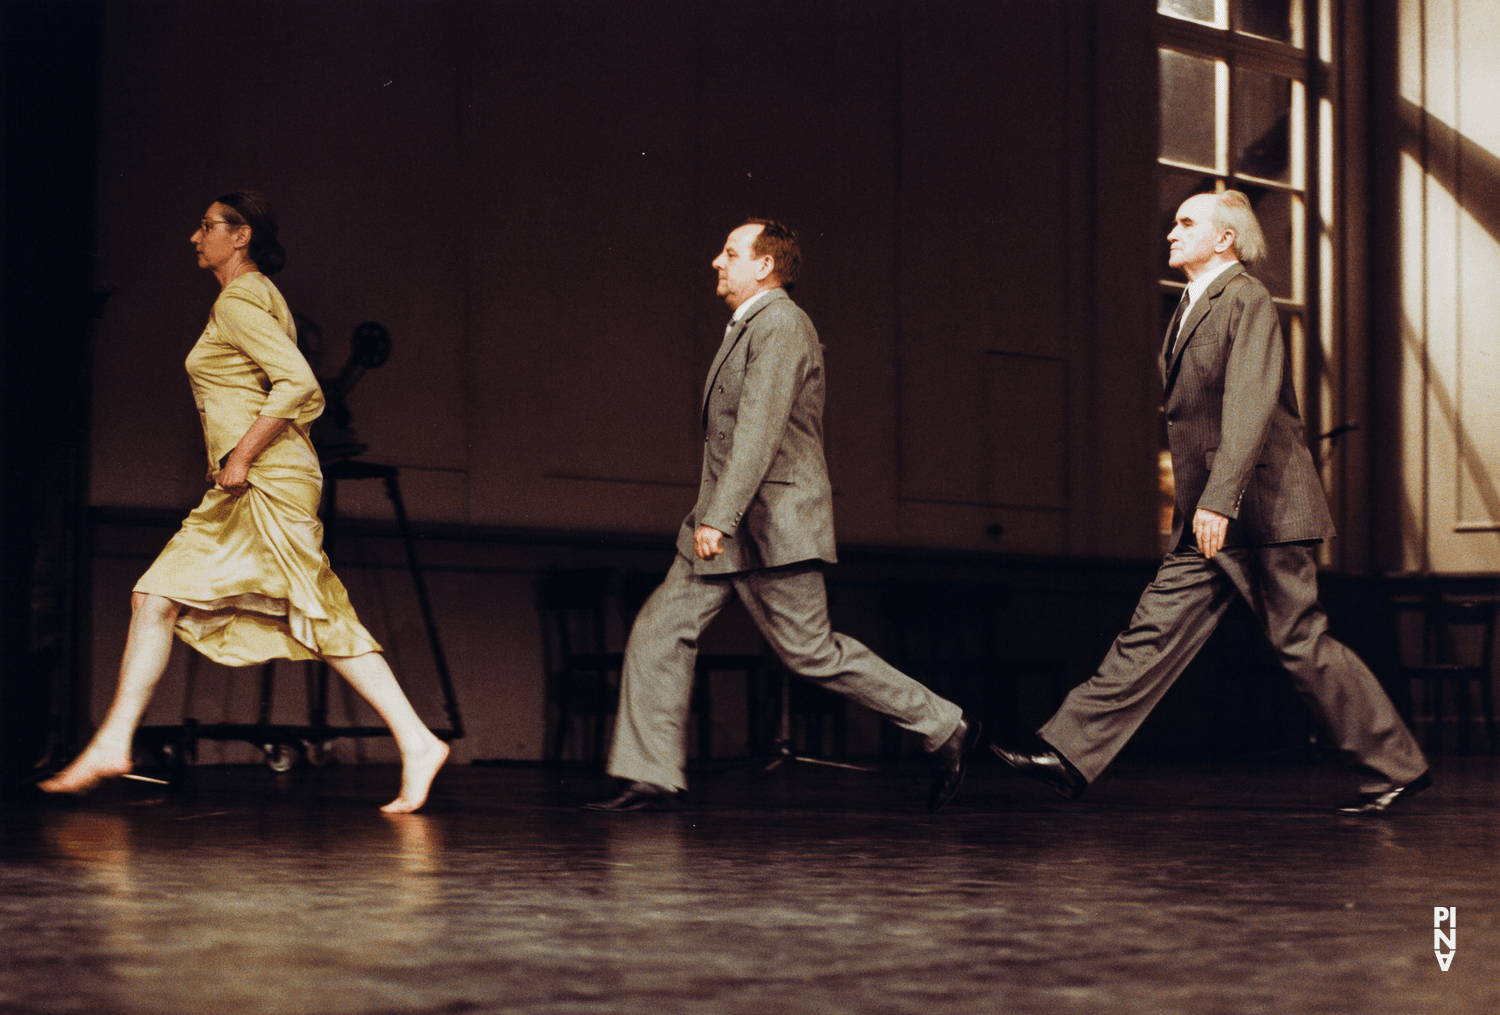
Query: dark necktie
[{"left": 1165, "top": 289, "right": 1190, "bottom": 362}]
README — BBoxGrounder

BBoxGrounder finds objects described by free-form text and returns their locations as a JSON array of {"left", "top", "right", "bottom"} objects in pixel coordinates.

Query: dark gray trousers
[
  {"left": 608, "top": 553, "right": 963, "bottom": 791},
  {"left": 1041, "top": 543, "right": 1427, "bottom": 794}
]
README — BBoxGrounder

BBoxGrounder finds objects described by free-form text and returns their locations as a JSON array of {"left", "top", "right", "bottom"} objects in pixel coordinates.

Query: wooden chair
[
  {"left": 878, "top": 581, "right": 1009, "bottom": 757},
  {"left": 537, "top": 567, "right": 772, "bottom": 766},
  {"left": 1397, "top": 588, "right": 1499, "bottom": 754},
  {"left": 537, "top": 568, "right": 623, "bottom": 763}
]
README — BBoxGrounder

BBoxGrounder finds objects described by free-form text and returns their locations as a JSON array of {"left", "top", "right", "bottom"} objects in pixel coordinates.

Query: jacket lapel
[
  {"left": 1159, "top": 295, "right": 1188, "bottom": 370},
  {"left": 1163, "top": 262, "right": 1246, "bottom": 385},
  {"left": 701, "top": 288, "right": 786, "bottom": 425}
]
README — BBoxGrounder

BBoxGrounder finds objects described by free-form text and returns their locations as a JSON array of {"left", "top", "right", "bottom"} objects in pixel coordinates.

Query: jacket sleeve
[
  {"left": 698, "top": 315, "right": 806, "bottom": 537},
  {"left": 215, "top": 291, "right": 321, "bottom": 419},
  {"left": 1198, "top": 279, "right": 1281, "bottom": 519}
]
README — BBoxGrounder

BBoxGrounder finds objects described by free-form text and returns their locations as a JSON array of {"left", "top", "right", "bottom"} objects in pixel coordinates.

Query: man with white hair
[{"left": 991, "top": 191, "right": 1430, "bottom": 814}]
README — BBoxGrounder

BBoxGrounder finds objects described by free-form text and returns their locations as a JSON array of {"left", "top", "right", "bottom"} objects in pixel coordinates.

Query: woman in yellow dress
[{"left": 42, "top": 192, "right": 448, "bottom": 812}]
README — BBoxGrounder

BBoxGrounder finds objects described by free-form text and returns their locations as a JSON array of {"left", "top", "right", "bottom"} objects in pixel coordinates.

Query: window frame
[
  {"left": 1155, "top": 0, "right": 1338, "bottom": 549},
  {"left": 1156, "top": 7, "right": 1318, "bottom": 308}
]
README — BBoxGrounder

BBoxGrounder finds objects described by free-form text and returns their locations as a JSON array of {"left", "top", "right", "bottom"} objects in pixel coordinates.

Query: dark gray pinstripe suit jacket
[{"left": 1163, "top": 262, "right": 1334, "bottom": 550}]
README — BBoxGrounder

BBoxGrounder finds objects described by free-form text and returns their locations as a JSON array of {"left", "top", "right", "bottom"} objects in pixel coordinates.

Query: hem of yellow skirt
[{"left": 155, "top": 593, "right": 381, "bottom": 668}]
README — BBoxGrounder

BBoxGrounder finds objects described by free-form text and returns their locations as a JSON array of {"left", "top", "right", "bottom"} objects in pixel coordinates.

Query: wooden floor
[{"left": 2, "top": 754, "right": 1496, "bottom": 1014}]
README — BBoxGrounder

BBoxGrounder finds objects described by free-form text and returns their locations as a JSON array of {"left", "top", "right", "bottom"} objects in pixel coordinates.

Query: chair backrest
[
  {"left": 881, "top": 582, "right": 1008, "bottom": 667},
  {"left": 1421, "top": 594, "right": 1500, "bottom": 670},
  {"left": 618, "top": 569, "right": 666, "bottom": 627},
  {"left": 535, "top": 568, "right": 616, "bottom": 670}
]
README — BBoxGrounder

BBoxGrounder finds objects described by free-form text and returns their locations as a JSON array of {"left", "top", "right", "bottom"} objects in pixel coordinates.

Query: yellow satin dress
[{"left": 134, "top": 272, "right": 381, "bottom": 666}]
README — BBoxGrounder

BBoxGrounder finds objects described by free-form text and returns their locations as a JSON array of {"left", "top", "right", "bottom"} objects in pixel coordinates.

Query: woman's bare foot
[
  {"left": 38, "top": 749, "right": 133, "bottom": 795},
  {"left": 381, "top": 736, "right": 449, "bottom": 813}
]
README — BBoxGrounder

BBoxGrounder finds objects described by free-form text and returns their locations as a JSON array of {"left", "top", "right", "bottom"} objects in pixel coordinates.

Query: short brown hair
[{"left": 743, "top": 218, "right": 802, "bottom": 289}]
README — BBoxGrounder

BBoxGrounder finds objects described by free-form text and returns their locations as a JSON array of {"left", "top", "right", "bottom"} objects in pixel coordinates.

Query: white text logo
[{"left": 1434, "top": 907, "right": 1456, "bottom": 971}]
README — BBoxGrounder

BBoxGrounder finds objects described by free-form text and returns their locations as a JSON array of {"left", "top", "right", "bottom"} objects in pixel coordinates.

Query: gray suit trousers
[
  {"left": 1040, "top": 543, "right": 1427, "bottom": 794},
  {"left": 608, "top": 553, "right": 964, "bottom": 791}
]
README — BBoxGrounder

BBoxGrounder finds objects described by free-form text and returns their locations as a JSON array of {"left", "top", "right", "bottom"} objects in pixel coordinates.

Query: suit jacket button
[{"left": 718, "top": 431, "right": 725, "bottom": 439}]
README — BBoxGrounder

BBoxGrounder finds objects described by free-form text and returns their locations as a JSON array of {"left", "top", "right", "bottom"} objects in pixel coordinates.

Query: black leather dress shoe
[
  {"left": 928, "top": 715, "right": 982, "bottom": 812},
  {"left": 989, "top": 739, "right": 1088, "bottom": 800},
  {"left": 1337, "top": 771, "right": 1432, "bottom": 815},
  {"left": 582, "top": 781, "right": 681, "bottom": 812}
]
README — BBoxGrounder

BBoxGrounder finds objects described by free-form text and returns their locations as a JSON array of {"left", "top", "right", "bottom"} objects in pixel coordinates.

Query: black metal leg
[
  {"left": 1481, "top": 673, "right": 1499, "bottom": 754},
  {"left": 382, "top": 473, "right": 464, "bottom": 739},
  {"left": 694, "top": 671, "right": 713, "bottom": 763},
  {"left": 308, "top": 661, "right": 330, "bottom": 729},
  {"left": 257, "top": 662, "right": 276, "bottom": 726},
  {"left": 1458, "top": 679, "right": 1474, "bottom": 755},
  {"left": 181, "top": 649, "right": 200, "bottom": 727},
  {"left": 1426, "top": 679, "right": 1443, "bottom": 754},
  {"left": 763, "top": 664, "right": 875, "bottom": 774}
]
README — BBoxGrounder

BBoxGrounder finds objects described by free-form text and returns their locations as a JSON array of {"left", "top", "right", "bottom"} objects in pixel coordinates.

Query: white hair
[{"left": 1212, "top": 190, "right": 1267, "bottom": 268}]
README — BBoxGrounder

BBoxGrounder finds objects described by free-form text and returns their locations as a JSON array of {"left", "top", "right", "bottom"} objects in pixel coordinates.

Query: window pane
[
  {"left": 1236, "top": 184, "right": 1295, "bottom": 298},
  {"left": 1232, "top": 67, "right": 1292, "bottom": 183},
  {"left": 1276, "top": 308, "right": 1307, "bottom": 427},
  {"left": 1158, "top": 166, "right": 1218, "bottom": 281},
  {"left": 1159, "top": 0, "right": 1221, "bottom": 28},
  {"left": 1238, "top": 0, "right": 1294, "bottom": 44},
  {"left": 1276, "top": 308, "right": 1301, "bottom": 351},
  {"left": 1160, "top": 50, "right": 1218, "bottom": 169}
]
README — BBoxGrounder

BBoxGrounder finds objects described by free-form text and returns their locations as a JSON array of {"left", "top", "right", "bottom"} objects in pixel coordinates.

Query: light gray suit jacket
[
  {"left": 676, "top": 288, "right": 837, "bottom": 575},
  {"left": 1163, "top": 262, "right": 1335, "bottom": 549}
]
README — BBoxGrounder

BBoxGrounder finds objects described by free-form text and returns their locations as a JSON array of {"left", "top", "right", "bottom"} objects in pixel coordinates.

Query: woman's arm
[
  {"left": 215, "top": 415, "right": 291, "bottom": 496},
  {"left": 210, "top": 283, "right": 322, "bottom": 496},
  {"left": 216, "top": 287, "right": 323, "bottom": 418}
]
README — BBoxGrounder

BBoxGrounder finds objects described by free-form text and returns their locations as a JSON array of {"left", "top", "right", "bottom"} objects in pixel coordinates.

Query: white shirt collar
[
  {"left": 731, "top": 286, "right": 778, "bottom": 322},
  {"left": 1185, "top": 259, "right": 1239, "bottom": 310}
]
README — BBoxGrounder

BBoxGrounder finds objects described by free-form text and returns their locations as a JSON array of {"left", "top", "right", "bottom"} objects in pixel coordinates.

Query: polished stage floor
[{"left": 1, "top": 754, "right": 1496, "bottom": 1015}]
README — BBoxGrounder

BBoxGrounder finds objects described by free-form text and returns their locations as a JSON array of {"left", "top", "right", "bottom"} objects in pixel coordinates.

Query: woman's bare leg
[
  {"left": 325, "top": 652, "right": 448, "bottom": 813},
  {"left": 40, "top": 593, "right": 182, "bottom": 794}
]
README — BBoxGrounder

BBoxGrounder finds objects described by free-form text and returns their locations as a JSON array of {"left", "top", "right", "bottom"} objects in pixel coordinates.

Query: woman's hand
[
  {"left": 214, "top": 415, "right": 292, "bottom": 497},
  {"left": 215, "top": 457, "right": 252, "bottom": 497}
]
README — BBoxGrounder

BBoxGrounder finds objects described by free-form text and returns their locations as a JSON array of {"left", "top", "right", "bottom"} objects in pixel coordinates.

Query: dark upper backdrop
[{"left": 87, "top": 0, "right": 1162, "bottom": 561}]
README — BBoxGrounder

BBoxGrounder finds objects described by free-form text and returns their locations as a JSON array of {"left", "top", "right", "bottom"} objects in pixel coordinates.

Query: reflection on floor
[{"left": 1, "top": 756, "right": 1496, "bottom": 1014}]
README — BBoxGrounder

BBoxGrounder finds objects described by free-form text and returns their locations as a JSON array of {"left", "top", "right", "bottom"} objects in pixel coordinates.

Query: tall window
[{"left": 1155, "top": 0, "right": 1334, "bottom": 544}]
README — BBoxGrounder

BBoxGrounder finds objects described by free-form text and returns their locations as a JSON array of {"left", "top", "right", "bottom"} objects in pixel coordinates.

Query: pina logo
[{"left": 1434, "top": 907, "right": 1456, "bottom": 971}]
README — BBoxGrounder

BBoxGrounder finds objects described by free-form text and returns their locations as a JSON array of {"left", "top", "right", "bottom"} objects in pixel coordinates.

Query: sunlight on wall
[{"left": 1398, "top": 0, "right": 1500, "bottom": 571}]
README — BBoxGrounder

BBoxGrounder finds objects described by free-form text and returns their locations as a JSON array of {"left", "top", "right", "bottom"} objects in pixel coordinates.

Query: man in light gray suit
[
  {"left": 992, "top": 191, "right": 1431, "bottom": 814},
  {"left": 586, "top": 219, "right": 980, "bottom": 812}
]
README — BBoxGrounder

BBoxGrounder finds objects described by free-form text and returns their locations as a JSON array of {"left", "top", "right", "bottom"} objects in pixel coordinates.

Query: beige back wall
[{"left": 1371, "top": 0, "right": 1500, "bottom": 572}]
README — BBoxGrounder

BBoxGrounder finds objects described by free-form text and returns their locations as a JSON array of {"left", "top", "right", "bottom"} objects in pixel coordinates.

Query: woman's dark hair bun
[
  {"left": 257, "top": 241, "right": 287, "bottom": 275},
  {"left": 215, "top": 190, "right": 286, "bottom": 275}
]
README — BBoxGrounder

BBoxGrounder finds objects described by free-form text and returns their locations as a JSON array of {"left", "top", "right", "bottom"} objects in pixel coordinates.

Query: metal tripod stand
[{"left": 761, "top": 663, "right": 876, "bottom": 773}]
